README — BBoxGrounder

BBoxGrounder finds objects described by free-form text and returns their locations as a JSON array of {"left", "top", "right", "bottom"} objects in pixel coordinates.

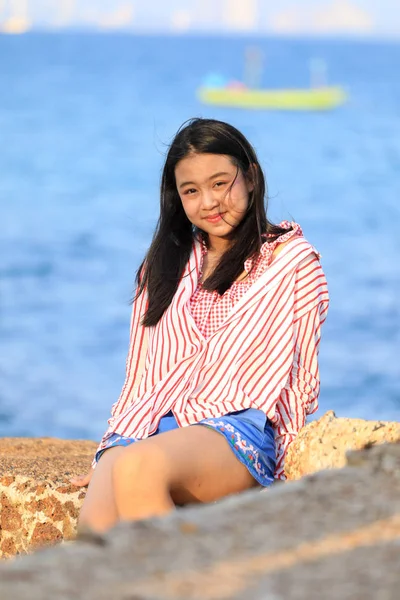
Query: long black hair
[{"left": 136, "top": 118, "right": 291, "bottom": 326}]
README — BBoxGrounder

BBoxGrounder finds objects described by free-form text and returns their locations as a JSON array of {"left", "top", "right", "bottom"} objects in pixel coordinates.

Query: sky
[{"left": 1, "top": 0, "right": 400, "bottom": 38}]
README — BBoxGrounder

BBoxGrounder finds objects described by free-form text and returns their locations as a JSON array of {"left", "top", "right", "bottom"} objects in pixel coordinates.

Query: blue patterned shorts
[{"left": 95, "top": 408, "right": 276, "bottom": 487}]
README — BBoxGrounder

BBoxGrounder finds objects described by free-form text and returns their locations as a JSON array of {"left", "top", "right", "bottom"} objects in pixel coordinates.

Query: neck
[{"left": 208, "top": 235, "right": 231, "bottom": 255}]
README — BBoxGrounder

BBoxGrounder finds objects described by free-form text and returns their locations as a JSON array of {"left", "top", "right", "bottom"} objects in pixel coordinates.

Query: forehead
[{"left": 175, "top": 153, "right": 235, "bottom": 182}]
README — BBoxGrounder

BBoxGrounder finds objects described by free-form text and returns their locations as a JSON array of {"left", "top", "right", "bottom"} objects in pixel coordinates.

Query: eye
[
  {"left": 184, "top": 188, "right": 197, "bottom": 195},
  {"left": 214, "top": 181, "right": 227, "bottom": 188}
]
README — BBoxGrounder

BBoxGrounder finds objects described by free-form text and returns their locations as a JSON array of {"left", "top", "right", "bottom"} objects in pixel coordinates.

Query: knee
[{"left": 112, "top": 444, "right": 168, "bottom": 490}]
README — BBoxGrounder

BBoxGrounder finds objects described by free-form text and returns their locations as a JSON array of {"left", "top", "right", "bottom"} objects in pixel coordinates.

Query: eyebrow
[{"left": 178, "top": 171, "right": 232, "bottom": 189}]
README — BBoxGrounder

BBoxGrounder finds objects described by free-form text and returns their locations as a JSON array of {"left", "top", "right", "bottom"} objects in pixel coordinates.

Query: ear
[{"left": 245, "top": 163, "right": 257, "bottom": 193}]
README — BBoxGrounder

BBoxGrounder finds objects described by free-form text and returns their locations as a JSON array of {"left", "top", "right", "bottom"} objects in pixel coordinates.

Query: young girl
[{"left": 71, "top": 118, "right": 329, "bottom": 533}]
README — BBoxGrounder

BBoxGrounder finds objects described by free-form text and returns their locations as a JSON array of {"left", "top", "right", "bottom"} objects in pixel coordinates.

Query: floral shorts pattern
[{"left": 96, "top": 408, "right": 276, "bottom": 487}]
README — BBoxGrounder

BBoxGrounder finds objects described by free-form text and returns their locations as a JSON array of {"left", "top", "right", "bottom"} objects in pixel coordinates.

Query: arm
[
  {"left": 86, "top": 288, "right": 149, "bottom": 472},
  {"left": 274, "top": 256, "right": 329, "bottom": 480},
  {"left": 70, "top": 288, "right": 149, "bottom": 485},
  {"left": 110, "top": 286, "right": 149, "bottom": 419}
]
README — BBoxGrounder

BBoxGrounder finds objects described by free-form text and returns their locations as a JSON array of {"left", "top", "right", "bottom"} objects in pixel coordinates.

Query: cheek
[
  {"left": 228, "top": 182, "right": 250, "bottom": 208},
  {"left": 180, "top": 198, "right": 197, "bottom": 221}
]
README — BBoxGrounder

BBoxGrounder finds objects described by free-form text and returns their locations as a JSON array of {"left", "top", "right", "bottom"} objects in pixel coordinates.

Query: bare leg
[
  {"left": 112, "top": 425, "right": 258, "bottom": 524},
  {"left": 77, "top": 445, "right": 126, "bottom": 534}
]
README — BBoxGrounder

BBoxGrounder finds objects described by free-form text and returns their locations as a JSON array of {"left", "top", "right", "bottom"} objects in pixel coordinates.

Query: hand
[{"left": 70, "top": 469, "right": 93, "bottom": 487}]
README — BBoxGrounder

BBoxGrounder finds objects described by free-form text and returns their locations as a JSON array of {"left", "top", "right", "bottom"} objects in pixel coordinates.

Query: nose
[{"left": 201, "top": 189, "right": 219, "bottom": 210}]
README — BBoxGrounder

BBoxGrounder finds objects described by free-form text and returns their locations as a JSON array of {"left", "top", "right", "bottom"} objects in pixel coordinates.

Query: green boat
[{"left": 197, "top": 85, "right": 348, "bottom": 111}]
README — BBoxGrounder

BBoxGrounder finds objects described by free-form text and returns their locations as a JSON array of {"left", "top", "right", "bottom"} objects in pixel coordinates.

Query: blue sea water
[{"left": 0, "top": 33, "right": 399, "bottom": 442}]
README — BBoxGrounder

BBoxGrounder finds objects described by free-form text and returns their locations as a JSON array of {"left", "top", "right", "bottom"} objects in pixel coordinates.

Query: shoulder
[
  {"left": 268, "top": 226, "right": 327, "bottom": 299},
  {"left": 292, "top": 253, "right": 329, "bottom": 320},
  {"left": 262, "top": 221, "right": 306, "bottom": 265},
  {"left": 271, "top": 238, "right": 294, "bottom": 263}
]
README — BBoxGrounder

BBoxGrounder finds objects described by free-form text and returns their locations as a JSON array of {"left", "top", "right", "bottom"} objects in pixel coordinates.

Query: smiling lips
[{"left": 204, "top": 212, "right": 226, "bottom": 223}]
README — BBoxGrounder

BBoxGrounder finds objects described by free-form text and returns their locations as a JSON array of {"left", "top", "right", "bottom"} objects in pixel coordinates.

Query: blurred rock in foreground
[
  {"left": 0, "top": 440, "right": 399, "bottom": 599},
  {"left": 0, "top": 411, "right": 399, "bottom": 561}
]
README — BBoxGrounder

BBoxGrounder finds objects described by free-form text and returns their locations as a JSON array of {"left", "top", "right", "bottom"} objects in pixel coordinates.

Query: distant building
[
  {"left": 97, "top": 4, "right": 135, "bottom": 31},
  {"left": 222, "top": 0, "right": 259, "bottom": 32},
  {"left": 270, "top": 0, "right": 374, "bottom": 37},
  {"left": 170, "top": 10, "right": 192, "bottom": 33},
  {"left": 193, "top": 0, "right": 223, "bottom": 30},
  {"left": 0, "top": 0, "right": 31, "bottom": 33},
  {"left": 55, "top": 0, "right": 77, "bottom": 28}
]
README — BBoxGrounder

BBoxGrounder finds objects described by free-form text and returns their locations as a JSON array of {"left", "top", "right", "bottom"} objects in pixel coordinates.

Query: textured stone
[
  {"left": 30, "top": 523, "right": 63, "bottom": 550},
  {"left": 1, "top": 493, "right": 23, "bottom": 532},
  {"left": 0, "top": 442, "right": 398, "bottom": 600},
  {"left": 285, "top": 410, "right": 400, "bottom": 480},
  {"left": 1, "top": 414, "right": 399, "bottom": 560},
  {"left": 0, "top": 437, "right": 97, "bottom": 483},
  {"left": 0, "top": 437, "right": 96, "bottom": 558},
  {"left": 0, "top": 537, "right": 16, "bottom": 557}
]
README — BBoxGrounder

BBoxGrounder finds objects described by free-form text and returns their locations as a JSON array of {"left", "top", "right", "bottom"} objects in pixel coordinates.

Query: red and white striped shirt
[
  {"left": 94, "top": 223, "right": 329, "bottom": 479},
  {"left": 190, "top": 223, "right": 303, "bottom": 339}
]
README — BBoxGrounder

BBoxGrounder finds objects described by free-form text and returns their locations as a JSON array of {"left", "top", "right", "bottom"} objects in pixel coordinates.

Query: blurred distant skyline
[{"left": 0, "top": 0, "right": 400, "bottom": 38}]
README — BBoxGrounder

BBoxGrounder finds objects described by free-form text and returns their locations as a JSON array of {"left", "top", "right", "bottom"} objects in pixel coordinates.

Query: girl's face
[{"left": 175, "top": 153, "right": 253, "bottom": 248}]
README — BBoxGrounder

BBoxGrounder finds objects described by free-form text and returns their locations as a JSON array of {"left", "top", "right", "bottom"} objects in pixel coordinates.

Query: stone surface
[
  {"left": 0, "top": 437, "right": 96, "bottom": 558},
  {"left": 0, "top": 441, "right": 399, "bottom": 599},
  {"left": 285, "top": 410, "right": 400, "bottom": 480},
  {"left": 1, "top": 413, "right": 400, "bottom": 560},
  {"left": 0, "top": 437, "right": 97, "bottom": 482}
]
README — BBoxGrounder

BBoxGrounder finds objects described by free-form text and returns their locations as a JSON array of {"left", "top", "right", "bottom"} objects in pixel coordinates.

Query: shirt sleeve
[
  {"left": 91, "top": 287, "right": 149, "bottom": 468},
  {"left": 274, "top": 255, "right": 329, "bottom": 480}
]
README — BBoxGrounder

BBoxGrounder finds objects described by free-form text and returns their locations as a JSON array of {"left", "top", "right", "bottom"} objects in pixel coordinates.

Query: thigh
[{"left": 119, "top": 424, "right": 259, "bottom": 506}]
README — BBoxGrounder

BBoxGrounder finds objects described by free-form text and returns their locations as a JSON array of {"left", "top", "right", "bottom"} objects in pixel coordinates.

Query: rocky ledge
[
  {"left": 0, "top": 437, "right": 399, "bottom": 599},
  {"left": 0, "top": 411, "right": 399, "bottom": 567},
  {"left": 0, "top": 438, "right": 97, "bottom": 557}
]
